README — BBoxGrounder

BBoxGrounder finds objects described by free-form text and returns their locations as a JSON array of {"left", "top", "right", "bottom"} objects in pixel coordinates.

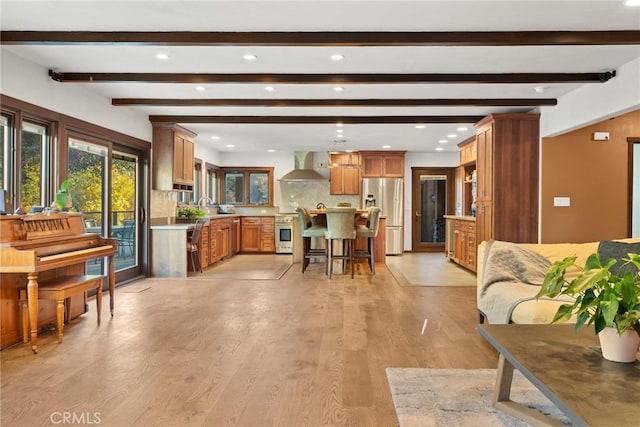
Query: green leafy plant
[
  {"left": 177, "top": 205, "right": 205, "bottom": 220},
  {"left": 536, "top": 253, "right": 640, "bottom": 336},
  {"left": 55, "top": 179, "right": 71, "bottom": 209}
]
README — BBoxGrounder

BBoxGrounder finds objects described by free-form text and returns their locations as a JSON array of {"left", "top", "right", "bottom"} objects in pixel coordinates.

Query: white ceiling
[{"left": 1, "top": 0, "right": 639, "bottom": 153}]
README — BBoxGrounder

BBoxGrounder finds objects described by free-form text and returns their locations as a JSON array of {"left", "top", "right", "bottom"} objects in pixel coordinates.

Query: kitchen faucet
[{"left": 197, "top": 197, "right": 214, "bottom": 207}]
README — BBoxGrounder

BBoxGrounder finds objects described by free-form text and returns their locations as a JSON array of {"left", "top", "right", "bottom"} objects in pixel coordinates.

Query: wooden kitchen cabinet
[
  {"left": 209, "top": 218, "right": 232, "bottom": 263},
  {"left": 329, "top": 152, "right": 361, "bottom": 195},
  {"left": 451, "top": 219, "right": 477, "bottom": 272},
  {"left": 360, "top": 151, "right": 406, "bottom": 178},
  {"left": 200, "top": 224, "right": 210, "bottom": 269},
  {"left": 173, "top": 133, "right": 194, "bottom": 185},
  {"left": 458, "top": 137, "right": 476, "bottom": 165},
  {"left": 475, "top": 113, "right": 539, "bottom": 245},
  {"left": 241, "top": 216, "right": 275, "bottom": 253},
  {"left": 152, "top": 123, "right": 196, "bottom": 192}
]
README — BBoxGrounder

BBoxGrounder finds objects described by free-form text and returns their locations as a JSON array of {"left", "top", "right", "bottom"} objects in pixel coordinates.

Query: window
[
  {"left": 20, "top": 121, "right": 51, "bottom": 212},
  {"left": 0, "top": 114, "right": 12, "bottom": 199},
  {"left": 205, "top": 162, "right": 218, "bottom": 204},
  {"left": 190, "top": 159, "right": 202, "bottom": 204},
  {"left": 220, "top": 167, "right": 273, "bottom": 206}
]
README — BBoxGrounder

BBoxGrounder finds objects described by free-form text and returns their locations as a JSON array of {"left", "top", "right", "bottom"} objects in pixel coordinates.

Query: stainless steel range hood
[{"left": 279, "top": 152, "right": 327, "bottom": 181}]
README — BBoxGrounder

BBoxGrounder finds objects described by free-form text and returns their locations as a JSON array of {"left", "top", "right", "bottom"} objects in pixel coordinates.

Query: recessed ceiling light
[
  {"left": 195, "top": 86, "right": 206, "bottom": 92},
  {"left": 457, "top": 127, "right": 468, "bottom": 132},
  {"left": 333, "top": 86, "right": 344, "bottom": 92},
  {"left": 535, "top": 86, "right": 546, "bottom": 93},
  {"left": 267, "top": 149, "right": 275, "bottom": 153},
  {"left": 382, "top": 145, "right": 391, "bottom": 149},
  {"left": 243, "top": 53, "right": 257, "bottom": 61},
  {"left": 331, "top": 54, "right": 344, "bottom": 61},
  {"left": 336, "top": 129, "right": 344, "bottom": 133},
  {"left": 625, "top": 0, "right": 640, "bottom": 6},
  {"left": 264, "top": 86, "right": 275, "bottom": 92},
  {"left": 225, "top": 144, "right": 235, "bottom": 148},
  {"left": 336, "top": 122, "right": 343, "bottom": 127},
  {"left": 439, "top": 139, "right": 448, "bottom": 144},
  {"left": 210, "top": 136, "right": 221, "bottom": 140},
  {"left": 447, "top": 134, "right": 457, "bottom": 138},
  {"left": 414, "top": 124, "right": 426, "bottom": 129},
  {"left": 435, "top": 147, "right": 444, "bottom": 152},
  {"left": 155, "top": 53, "right": 169, "bottom": 60}
]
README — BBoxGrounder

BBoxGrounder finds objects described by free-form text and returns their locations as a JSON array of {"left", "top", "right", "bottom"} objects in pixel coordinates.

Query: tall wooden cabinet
[
  {"left": 152, "top": 123, "right": 196, "bottom": 192},
  {"left": 475, "top": 113, "right": 540, "bottom": 245},
  {"left": 329, "top": 152, "right": 361, "bottom": 195}
]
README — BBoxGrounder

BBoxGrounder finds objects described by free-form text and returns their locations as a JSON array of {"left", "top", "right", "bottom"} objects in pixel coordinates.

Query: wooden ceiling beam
[
  {"left": 113, "top": 98, "right": 558, "bottom": 107},
  {"left": 4, "top": 31, "right": 640, "bottom": 46},
  {"left": 147, "top": 115, "right": 485, "bottom": 124},
  {"left": 51, "top": 71, "right": 615, "bottom": 84}
]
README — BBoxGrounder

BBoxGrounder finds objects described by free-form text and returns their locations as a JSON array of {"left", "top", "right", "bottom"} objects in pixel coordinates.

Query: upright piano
[{"left": 0, "top": 212, "right": 117, "bottom": 352}]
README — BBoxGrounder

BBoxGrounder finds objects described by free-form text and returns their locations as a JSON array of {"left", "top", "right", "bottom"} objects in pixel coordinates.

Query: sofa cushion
[{"left": 597, "top": 240, "right": 640, "bottom": 277}]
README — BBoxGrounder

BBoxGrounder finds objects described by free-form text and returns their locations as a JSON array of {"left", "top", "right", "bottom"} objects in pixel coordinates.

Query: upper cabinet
[
  {"left": 458, "top": 137, "right": 476, "bottom": 166},
  {"left": 361, "top": 151, "right": 406, "bottom": 178},
  {"left": 329, "top": 152, "right": 361, "bottom": 195},
  {"left": 152, "top": 123, "right": 196, "bottom": 192}
]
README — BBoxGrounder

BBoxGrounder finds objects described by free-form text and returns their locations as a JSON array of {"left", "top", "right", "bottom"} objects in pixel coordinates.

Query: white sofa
[{"left": 477, "top": 238, "right": 640, "bottom": 324}]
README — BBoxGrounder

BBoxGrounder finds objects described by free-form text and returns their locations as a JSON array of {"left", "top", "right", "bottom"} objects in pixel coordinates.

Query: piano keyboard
[{"left": 39, "top": 245, "right": 115, "bottom": 262}]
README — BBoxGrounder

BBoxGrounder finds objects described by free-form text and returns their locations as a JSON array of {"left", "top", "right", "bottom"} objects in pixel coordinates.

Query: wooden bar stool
[
  {"left": 355, "top": 207, "right": 382, "bottom": 275},
  {"left": 297, "top": 207, "right": 327, "bottom": 273},
  {"left": 324, "top": 207, "right": 357, "bottom": 279},
  {"left": 20, "top": 275, "right": 105, "bottom": 345}
]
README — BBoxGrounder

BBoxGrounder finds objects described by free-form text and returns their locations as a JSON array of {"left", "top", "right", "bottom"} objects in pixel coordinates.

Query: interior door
[{"left": 411, "top": 167, "right": 455, "bottom": 252}]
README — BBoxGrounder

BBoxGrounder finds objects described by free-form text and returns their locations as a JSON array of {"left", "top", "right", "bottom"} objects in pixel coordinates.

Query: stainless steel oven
[{"left": 275, "top": 214, "right": 294, "bottom": 254}]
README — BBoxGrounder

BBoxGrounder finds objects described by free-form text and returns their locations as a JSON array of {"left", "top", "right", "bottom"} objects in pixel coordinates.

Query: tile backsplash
[{"left": 279, "top": 181, "right": 360, "bottom": 212}]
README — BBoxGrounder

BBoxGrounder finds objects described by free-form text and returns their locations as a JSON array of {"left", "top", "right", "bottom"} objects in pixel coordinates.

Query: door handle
[{"left": 415, "top": 211, "right": 421, "bottom": 217}]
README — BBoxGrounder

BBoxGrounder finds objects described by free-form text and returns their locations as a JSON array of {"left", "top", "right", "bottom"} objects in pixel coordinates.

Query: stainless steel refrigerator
[{"left": 362, "top": 178, "right": 404, "bottom": 255}]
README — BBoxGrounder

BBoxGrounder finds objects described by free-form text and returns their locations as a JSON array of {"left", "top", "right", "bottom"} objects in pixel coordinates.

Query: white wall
[
  {"left": 0, "top": 49, "right": 151, "bottom": 142},
  {"left": 540, "top": 57, "right": 640, "bottom": 138}
]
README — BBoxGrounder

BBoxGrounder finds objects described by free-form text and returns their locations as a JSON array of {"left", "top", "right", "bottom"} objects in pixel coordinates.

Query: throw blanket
[
  {"left": 481, "top": 240, "right": 551, "bottom": 295},
  {"left": 480, "top": 240, "right": 553, "bottom": 323}
]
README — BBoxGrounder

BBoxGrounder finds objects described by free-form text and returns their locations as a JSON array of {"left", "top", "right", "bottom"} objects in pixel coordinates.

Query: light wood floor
[{"left": 0, "top": 254, "right": 498, "bottom": 426}]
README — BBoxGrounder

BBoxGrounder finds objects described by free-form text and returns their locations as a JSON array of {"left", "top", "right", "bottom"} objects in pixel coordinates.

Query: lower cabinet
[
  {"left": 210, "top": 218, "right": 232, "bottom": 263},
  {"left": 188, "top": 218, "right": 235, "bottom": 273},
  {"left": 452, "top": 219, "right": 477, "bottom": 272},
  {"left": 241, "top": 216, "right": 275, "bottom": 253}
]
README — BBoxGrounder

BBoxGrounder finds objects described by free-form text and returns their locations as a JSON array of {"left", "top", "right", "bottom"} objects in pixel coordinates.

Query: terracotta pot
[{"left": 598, "top": 327, "right": 640, "bottom": 363}]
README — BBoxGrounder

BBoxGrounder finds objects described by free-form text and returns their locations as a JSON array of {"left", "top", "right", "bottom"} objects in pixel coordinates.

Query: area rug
[
  {"left": 386, "top": 368, "right": 571, "bottom": 427},
  {"left": 386, "top": 253, "right": 476, "bottom": 287},
  {"left": 192, "top": 254, "right": 292, "bottom": 280}
]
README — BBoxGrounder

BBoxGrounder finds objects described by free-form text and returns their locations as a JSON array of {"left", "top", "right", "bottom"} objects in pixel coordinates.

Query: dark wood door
[{"left": 411, "top": 167, "right": 455, "bottom": 252}]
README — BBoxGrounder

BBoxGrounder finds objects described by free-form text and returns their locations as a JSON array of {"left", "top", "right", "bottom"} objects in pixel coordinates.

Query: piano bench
[{"left": 20, "top": 275, "right": 105, "bottom": 345}]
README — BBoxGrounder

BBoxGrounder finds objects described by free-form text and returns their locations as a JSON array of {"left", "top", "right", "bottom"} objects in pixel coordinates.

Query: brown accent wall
[{"left": 541, "top": 109, "right": 640, "bottom": 243}]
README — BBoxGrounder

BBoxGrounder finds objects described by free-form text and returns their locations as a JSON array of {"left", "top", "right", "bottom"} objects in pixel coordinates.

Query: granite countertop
[
  {"left": 150, "top": 213, "right": 276, "bottom": 229},
  {"left": 443, "top": 215, "right": 476, "bottom": 221}
]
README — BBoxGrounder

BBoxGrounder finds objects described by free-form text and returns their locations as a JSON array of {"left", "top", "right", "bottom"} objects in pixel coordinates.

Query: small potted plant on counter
[
  {"left": 536, "top": 251, "right": 640, "bottom": 363},
  {"left": 176, "top": 205, "right": 205, "bottom": 222}
]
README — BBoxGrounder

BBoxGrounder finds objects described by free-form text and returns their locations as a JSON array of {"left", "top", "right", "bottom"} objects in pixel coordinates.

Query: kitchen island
[{"left": 150, "top": 214, "right": 243, "bottom": 277}]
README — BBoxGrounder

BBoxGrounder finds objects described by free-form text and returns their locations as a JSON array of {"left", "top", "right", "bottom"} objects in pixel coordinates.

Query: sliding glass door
[{"left": 68, "top": 137, "right": 145, "bottom": 284}]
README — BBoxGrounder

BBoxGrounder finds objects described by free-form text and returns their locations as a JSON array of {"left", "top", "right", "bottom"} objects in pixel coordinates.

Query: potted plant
[
  {"left": 536, "top": 252, "right": 640, "bottom": 363},
  {"left": 54, "top": 179, "right": 72, "bottom": 211},
  {"left": 176, "top": 205, "right": 205, "bottom": 222}
]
